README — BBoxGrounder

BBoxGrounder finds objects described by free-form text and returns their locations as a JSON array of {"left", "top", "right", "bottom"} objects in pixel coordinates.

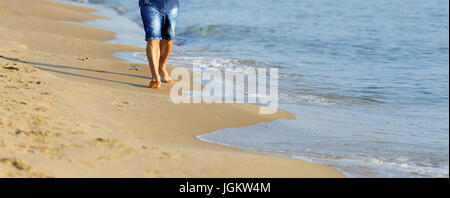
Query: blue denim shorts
[{"left": 139, "top": 0, "right": 180, "bottom": 41}]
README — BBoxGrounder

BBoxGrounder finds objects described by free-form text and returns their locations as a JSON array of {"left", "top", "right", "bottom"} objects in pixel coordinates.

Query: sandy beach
[{"left": 0, "top": 0, "right": 343, "bottom": 177}]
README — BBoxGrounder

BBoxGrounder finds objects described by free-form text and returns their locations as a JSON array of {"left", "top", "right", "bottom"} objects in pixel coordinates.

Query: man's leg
[
  {"left": 146, "top": 39, "right": 161, "bottom": 88},
  {"left": 159, "top": 39, "right": 174, "bottom": 83}
]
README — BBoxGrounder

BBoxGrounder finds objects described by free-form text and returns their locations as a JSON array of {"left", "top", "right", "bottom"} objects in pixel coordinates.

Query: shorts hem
[
  {"left": 161, "top": 36, "right": 174, "bottom": 41},
  {"left": 145, "top": 36, "right": 162, "bottom": 41}
]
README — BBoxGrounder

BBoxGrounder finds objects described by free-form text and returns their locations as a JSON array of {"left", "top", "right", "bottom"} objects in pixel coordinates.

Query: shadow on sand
[{"left": 0, "top": 55, "right": 150, "bottom": 88}]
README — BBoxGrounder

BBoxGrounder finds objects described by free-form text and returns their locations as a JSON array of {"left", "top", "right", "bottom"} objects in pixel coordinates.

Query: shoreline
[{"left": 0, "top": 0, "right": 344, "bottom": 177}]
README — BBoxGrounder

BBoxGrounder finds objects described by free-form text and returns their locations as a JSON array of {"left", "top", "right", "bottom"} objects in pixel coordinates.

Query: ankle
[
  {"left": 161, "top": 70, "right": 170, "bottom": 77},
  {"left": 152, "top": 75, "right": 161, "bottom": 81}
]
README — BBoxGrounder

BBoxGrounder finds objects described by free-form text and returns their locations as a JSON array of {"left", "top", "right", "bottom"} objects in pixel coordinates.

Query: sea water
[{"left": 62, "top": 0, "right": 449, "bottom": 177}]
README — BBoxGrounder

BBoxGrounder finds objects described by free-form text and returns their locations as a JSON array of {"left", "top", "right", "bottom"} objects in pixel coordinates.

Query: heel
[{"left": 149, "top": 80, "right": 161, "bottom": 89}]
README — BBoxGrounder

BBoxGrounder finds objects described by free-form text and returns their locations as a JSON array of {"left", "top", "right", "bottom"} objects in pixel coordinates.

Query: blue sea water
[{"left": 64, "top": 0, "right": 448, "bottom": 177}]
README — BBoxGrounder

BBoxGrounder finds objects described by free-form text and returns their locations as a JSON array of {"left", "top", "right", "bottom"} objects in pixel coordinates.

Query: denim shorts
[{"left": 139, "top": 0, "right": 180, "bottom": 41}]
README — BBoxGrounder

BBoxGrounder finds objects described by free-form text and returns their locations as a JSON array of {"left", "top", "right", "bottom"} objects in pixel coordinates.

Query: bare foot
[
  {"left": 149, "top": 79, "right": 161, "bottom": 89},
  {"left": 162, "top": 77, "right": 173, "bottom": 84},
  {"left": 161, "top": 70, "right": 173, "bottom": 84}
]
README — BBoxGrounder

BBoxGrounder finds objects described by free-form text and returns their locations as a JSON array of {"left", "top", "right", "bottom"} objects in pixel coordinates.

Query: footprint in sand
[
  {"left": 93, "top": 138, "right": 121, "bottom": 147},
  {"left": 27, "top": 81, "right": 43, "bottom": 85},
  {"left": 77, "top": 57, "right": 89, "bottom": 61},
  {"left": 141, "top": 145, "right": 159, "bottom": 150},
  {"left": 70, "top": 130, "right": 85, "bottom": 135},
  {"left": 0, "top": 157, "right": 50, "bottom": 178},
  {"left": 127, "top": 66, "right": 140, "bottom": 71},
  {"left": 3, "top": 66, "right": 19, "bottom": 71},
  {"left": 0, "top": 158, "right": 31, "bottom": 171},
  {"left": 9, "top": 78, "right": 23, "bottom": 84},
  {"left": 14, "top": 130, "right": 63, "bottom": 145},
  {"left": 16, "top": 144, "right": 63, "bottom": 155},
  {"left": 14, "top": 130, "right": 62, "bottom": 138},
  {"left": 117, "top": 101, "right": 131, "bottom": 108},
  {"left": 89, "top": 138, "right": 135, "bottom": 161},
  {"left": 35, "top": 106, "right": 48, "bottom": 112}
]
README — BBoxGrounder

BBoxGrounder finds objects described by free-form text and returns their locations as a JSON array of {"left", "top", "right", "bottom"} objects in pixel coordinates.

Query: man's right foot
[{"left": 149, "top": 79, "right": 161, "bottom": 89}]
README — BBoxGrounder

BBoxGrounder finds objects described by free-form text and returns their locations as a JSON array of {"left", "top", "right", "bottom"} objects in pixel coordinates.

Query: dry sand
[{"left": 0, "top": 0, "right": 344, "bottom": 177}]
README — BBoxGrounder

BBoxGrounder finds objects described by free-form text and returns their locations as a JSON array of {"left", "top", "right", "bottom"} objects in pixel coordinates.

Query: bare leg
[
  {"left": 146, "top": 39, "right": 161, "bottom": 88},
  {"left": 159, "top": 39, "right": 173, "bottom": 83}
]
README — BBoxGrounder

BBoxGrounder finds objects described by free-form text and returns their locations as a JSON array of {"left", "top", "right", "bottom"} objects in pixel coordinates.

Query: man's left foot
[
  {"left": 162, "top": 77, "right": 173, "bottom": 84},
  {"left": 161, "top": 71, "right": 173, "bottom": 84}
]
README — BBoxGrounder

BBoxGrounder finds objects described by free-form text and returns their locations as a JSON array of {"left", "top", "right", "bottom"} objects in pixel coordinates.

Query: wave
[
  {"left": 132, "top": 52, "right": 384, "bottom": 106},
  {"left": 178, "top": 24, "right": 254, "bottom": 39},
  {"left": 197, "top": 134, "right": 449, "bottom": 178}
]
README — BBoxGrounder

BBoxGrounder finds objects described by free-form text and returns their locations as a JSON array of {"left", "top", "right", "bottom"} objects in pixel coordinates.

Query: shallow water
[{"left": 66, "top": 0, "right": 448, "bottom": 177}]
